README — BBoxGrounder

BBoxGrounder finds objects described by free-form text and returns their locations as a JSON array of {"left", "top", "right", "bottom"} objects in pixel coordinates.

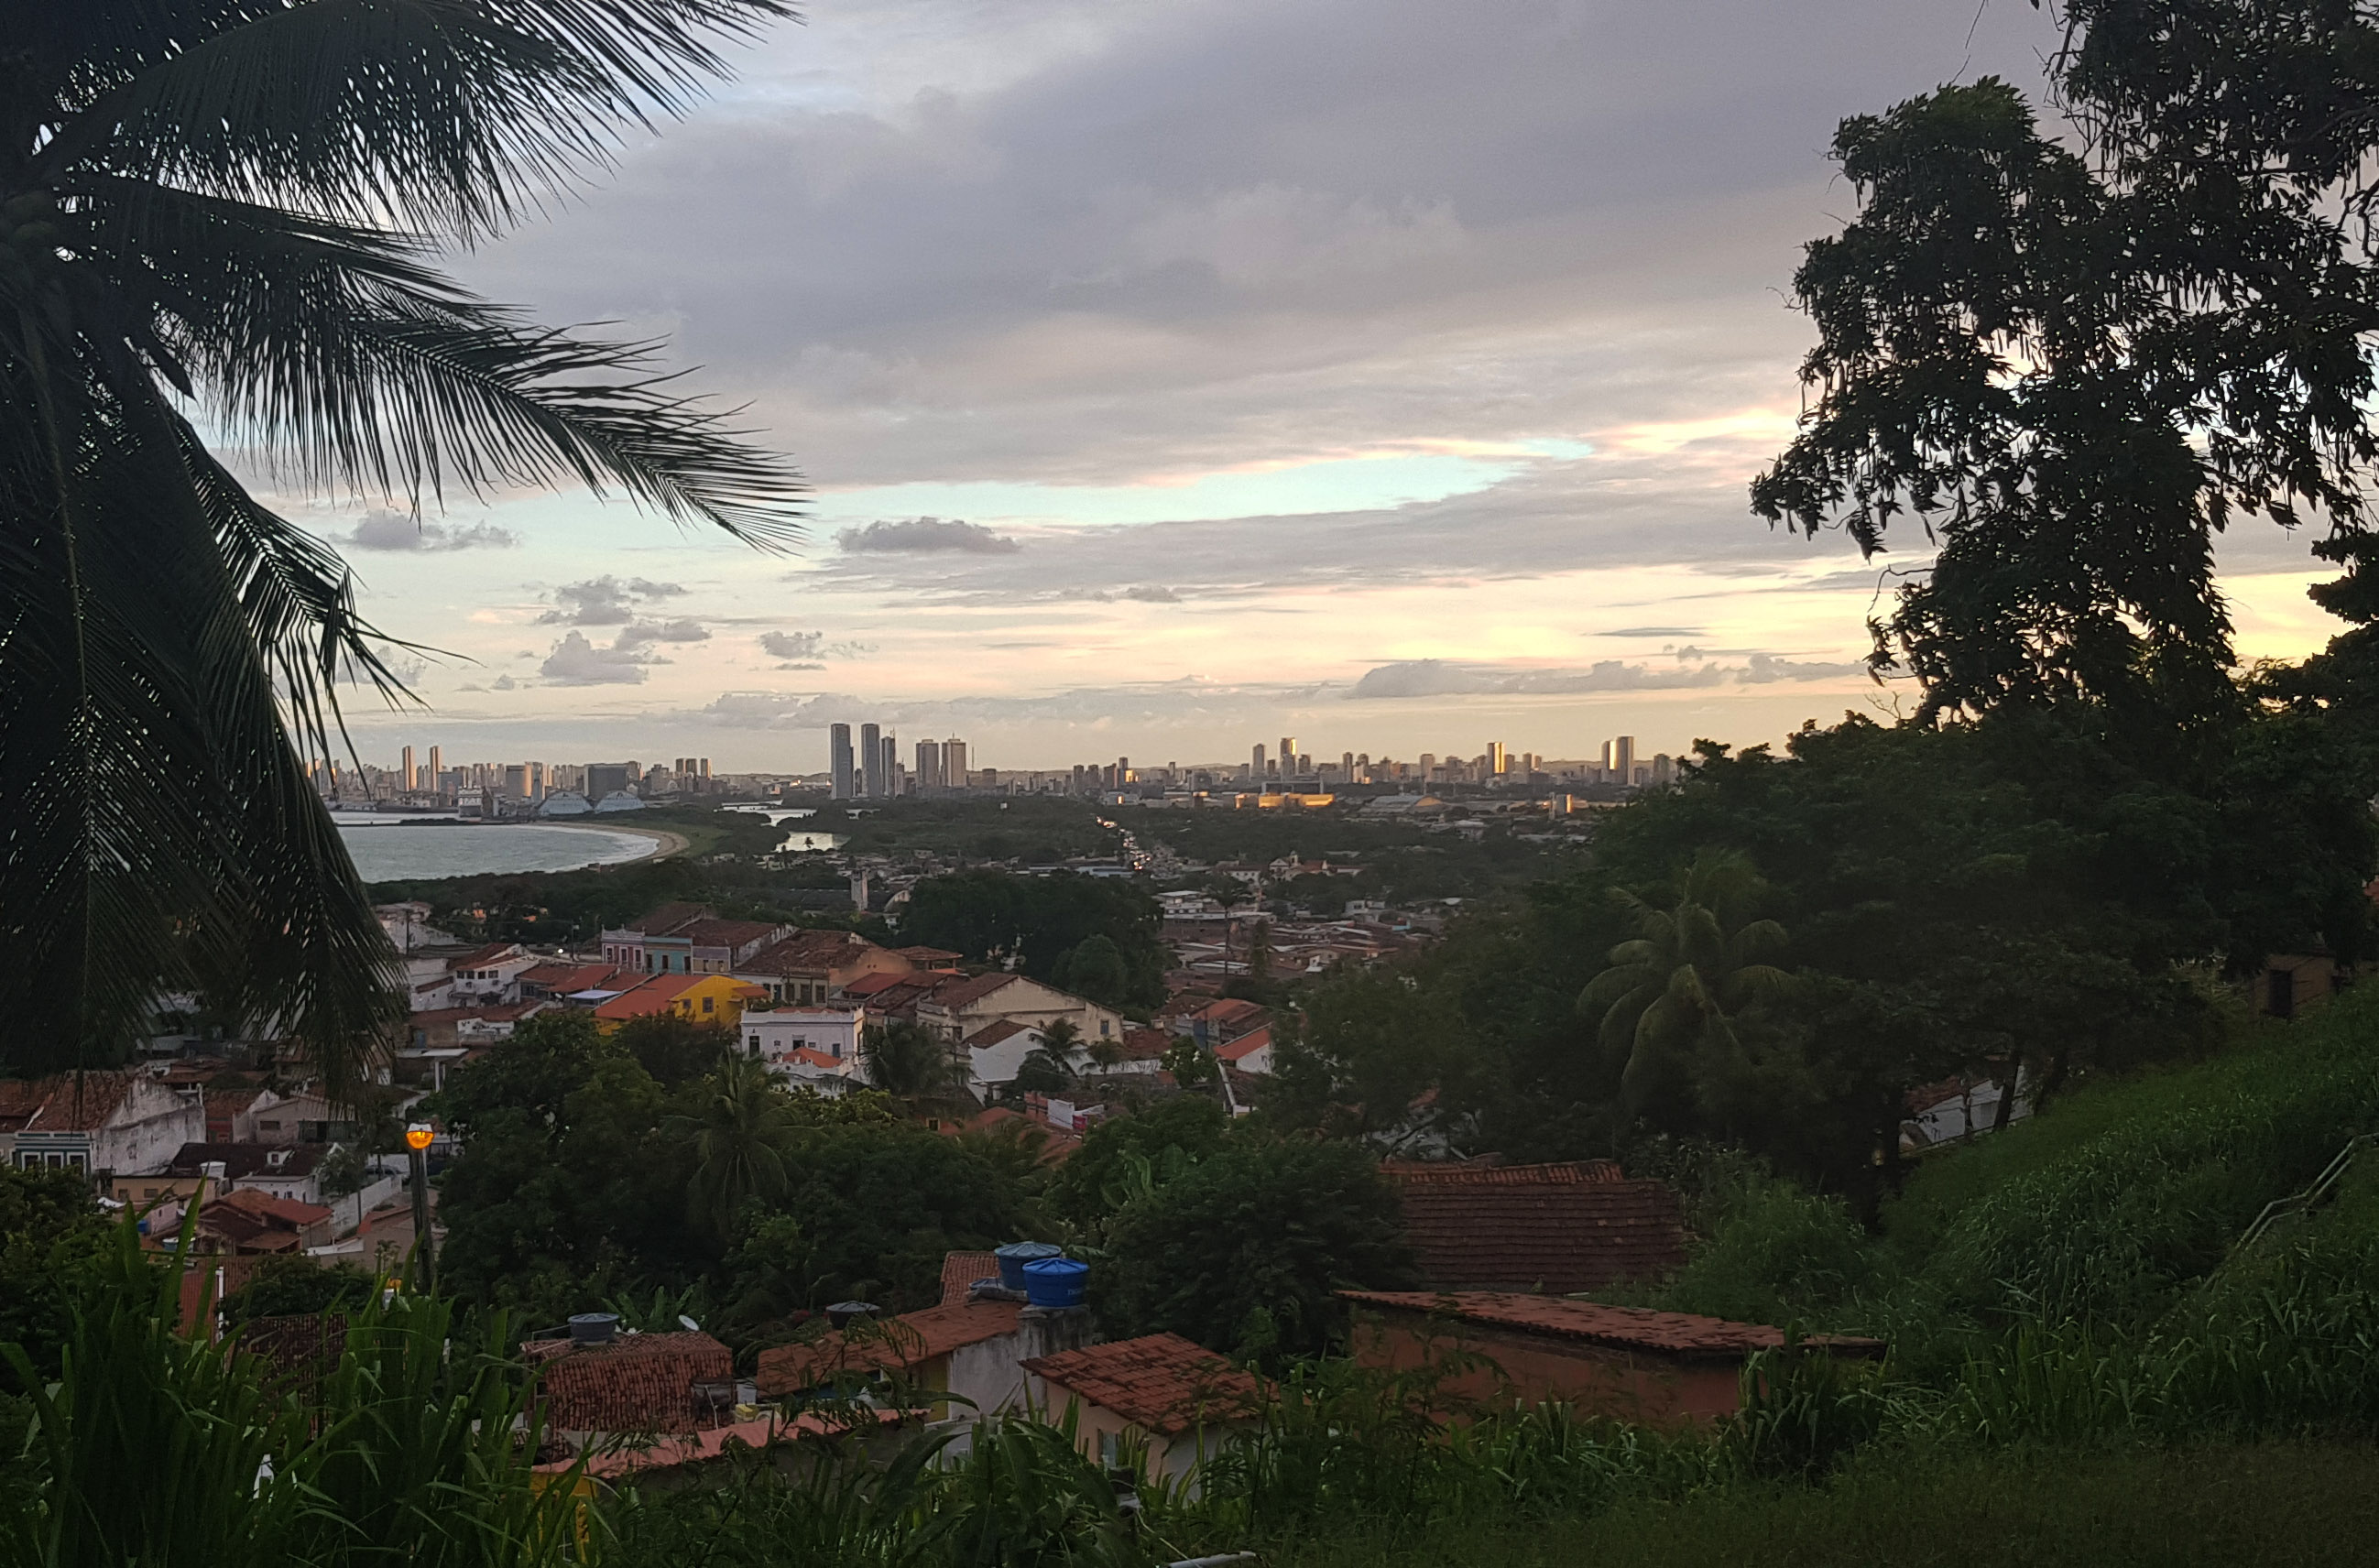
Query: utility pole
[{"left": 404, "top": 1122, "right": 436, "bottom": 1295}]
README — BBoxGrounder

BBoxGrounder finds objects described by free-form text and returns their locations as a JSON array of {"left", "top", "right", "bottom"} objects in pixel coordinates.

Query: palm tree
[
  {"left": 1579, "top": 848, "right": 1792, "bottom": 1115},
  {"left": 859, "top": 1020, "right": 958, "bottom": 1102},
  {"left": 674, "top": 1051, "right": 798, "bottom": 1239},
  {"left": 1, "top": 3, "right": 801, "bottom": 1095}
]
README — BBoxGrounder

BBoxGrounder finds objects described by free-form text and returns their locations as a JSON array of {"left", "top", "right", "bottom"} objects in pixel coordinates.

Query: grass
[{"left": 1264, "top": 1442, "right": 2379, "bottom": 1568}]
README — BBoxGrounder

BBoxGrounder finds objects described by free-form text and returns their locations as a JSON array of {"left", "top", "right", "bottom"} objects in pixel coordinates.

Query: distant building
[
  {"left": 830, "top": 723, "right": 855, "bottom": 800},
  {"left": 860, "top": 723, "right": 882, "bottom": 797}
]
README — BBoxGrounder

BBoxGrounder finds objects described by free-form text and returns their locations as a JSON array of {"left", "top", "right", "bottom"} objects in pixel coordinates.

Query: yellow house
[{"left": 592, "top": 974, "right": 767, "bottom": 1032}]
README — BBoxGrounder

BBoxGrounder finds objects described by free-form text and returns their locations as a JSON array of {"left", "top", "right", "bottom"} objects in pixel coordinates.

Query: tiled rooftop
[
  {"left": 521, "top": 1330, "right": 733, "bottom": 1433},
  {"left": 1388, "top": 1161, "right": 1686, "bottom": 1292},
  {"left": 754, "top": 1301, "right": 1023, "bottom": 1397},
  {"left": 924, "top": 973, "right": 1024, "bottom": 1011},
  {"left": 940, "top": 1250, "right": 1000, "bottom": 1306},
  {"left": 741, "top": 928, "right": 880, "bottom": 975},
  {"left": 1021, "top": 1333, "right": 1262, "bottom": 1437},
  {"left": 1339, "top": 1291, "right": 1885, "bottom": 1361}
]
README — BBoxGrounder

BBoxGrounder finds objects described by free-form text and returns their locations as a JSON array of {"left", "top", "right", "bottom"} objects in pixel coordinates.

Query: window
[
  {"left": 1097, "top": 1432, "right": 1120, "bottom": 1467},
  {"left": 748, "top": 1034, "right": 761, "bottom": 1051},
  {"left": 702, "top": 996, "right": 715, "bottom": 1014}
]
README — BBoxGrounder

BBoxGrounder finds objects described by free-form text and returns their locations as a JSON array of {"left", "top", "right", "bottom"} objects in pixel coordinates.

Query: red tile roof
[
  {"left": 966, "top": 1018, "right": 1039, "bottom": 1049},
  {"left": 923, "top": 972, "right": 1025, "bottom": 1011},
  {"left": 839, "top": 969, "right": 920, "bottom": 997},
  {"left": 675, "top": 919, "right": 783, "bottom": 951},
  {"left": 539, "top": 1410, "right": 906, "bottom": 1478},
  {"left": 1338, "top": 1291, "right": 1885, "bottom": 1362},
  {"left": 1021, "top": 1333, "right": 1262, "bottom": 1437},
  {"left": 1117, "top": 1028, "right": 1173, "bottom": 1061},
  {"left": 519, "top": 962, "right": 627, "bottom": 994},
  {"left": 445, "top": 942, "right": 523, "bottom": 973},
  {"left": 896, "top": 946, "right": 964, "bottom": 966},
  {"left": 214, "top": 1187, "right": 332, "bottom": 1227},
  {"left": 740, "top": 928, "right": 883, "bottom": 975},
  {"left": 940, "top": 1250, "right": 1000, "bottom": 1306},
  {"left": 166, "top": 1143, "right": 324, "bottom": 1181},
  {"left": 1214, "top": 1026, "right": 1271, "bottom": 1063},
  {"left": 624, "top": 902, "right": 710, "bottom": 936},
  {"left": 754, "top": 1301, "right": 1024, "bottom": 1396},
  {"left": 521, "top": 1331, "right": 733, "bottom": 1433},
  {"left": 1388, "top": 1162, "right": 1686, "bottom": 1292},
  {"left": 17, "top": 1072, "right": 140, "bottom": 1132}
]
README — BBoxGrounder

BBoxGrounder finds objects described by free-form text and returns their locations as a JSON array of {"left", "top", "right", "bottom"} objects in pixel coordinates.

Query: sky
[{"left": 289, "top": 0, "right": 2352, "bottom": 776}]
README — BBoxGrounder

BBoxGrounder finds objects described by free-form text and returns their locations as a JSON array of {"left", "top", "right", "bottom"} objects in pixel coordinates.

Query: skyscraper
[
  {"left": 944, "top": 737, "right": 969, "bottom": 787},
  {"left": 427, "top": 746, "right": 442, "bottom": 797},
  {"left": 1250, "top": 743, "right": 1266, "bottom": 782},
  {"left": 400, "top": 745, "right": 416, "bottom": 792},
  {"left": 859, "top": 723, "right": 881, "bottom": 797},
  {"left": 1605, "top": 735, "right": 1636, "bottom": 786},
  {"left": 1489, "top": 741, "right": 1508, "bottom": 776},
  {"left": 879, "top": 733, "right": 898, "bottom": 798},
  {"left": 1279, "top": 736, "right": 1297, "bottom": 773},
  {"left": 915, "top": 737, "right": 943, "bottom": 789},
  {"left": 830, "top": 724, "right": 855, "bottom": 799}
]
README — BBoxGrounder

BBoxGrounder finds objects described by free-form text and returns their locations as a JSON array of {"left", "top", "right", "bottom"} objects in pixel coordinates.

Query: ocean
[{"left": 333, "top": 816, "right": 660, "bottom": 883}]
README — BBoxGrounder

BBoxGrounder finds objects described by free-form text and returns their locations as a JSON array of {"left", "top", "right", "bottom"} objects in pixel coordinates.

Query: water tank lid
[
  {"left": 565, "top": 1312, "right": 620, "bottom": 1346},
  {"left": 1020, "top": 1257, "right": 1088, "bottom": 1279},
  {"left": 995, "top": 1241, "right": 1064, "bottom": 1261}
]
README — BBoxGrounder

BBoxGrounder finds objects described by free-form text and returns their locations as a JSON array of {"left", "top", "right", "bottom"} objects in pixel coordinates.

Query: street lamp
[{"left": 404, "top": 1123, "right": 436, "bottom": 1296}]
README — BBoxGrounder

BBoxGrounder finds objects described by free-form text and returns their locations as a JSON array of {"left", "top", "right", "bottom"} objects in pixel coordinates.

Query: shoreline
[{"left": 590, "top": 822, "right": 692, "bottom": 861}]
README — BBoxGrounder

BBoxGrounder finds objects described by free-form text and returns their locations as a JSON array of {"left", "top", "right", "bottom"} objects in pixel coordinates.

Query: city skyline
[{"left": 278, "top": 0, "right": 2349, "bottom": 773}]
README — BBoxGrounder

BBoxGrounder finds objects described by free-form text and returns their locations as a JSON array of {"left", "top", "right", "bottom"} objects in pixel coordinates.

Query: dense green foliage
[
  {"left": 899, "top": 871, "right": 1170, "bottom": 1008},
  {"left": 432, "top": 1010, "right": 1030, "bottom": 1340},
  {"left": 220, "top": 1256, "right": 376, "bottom": 1328},
  {"left": 1093, "top": 1138, "right": 1413, "bottom": 1360},
  {"left": 0, "top": 1168, "right": 107, "bottom": 1394}
]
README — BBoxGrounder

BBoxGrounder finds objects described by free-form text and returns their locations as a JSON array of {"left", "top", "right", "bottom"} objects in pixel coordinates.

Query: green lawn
[{"left": 1263, "top": 1443, "right": 2379, "bottom": 1568}]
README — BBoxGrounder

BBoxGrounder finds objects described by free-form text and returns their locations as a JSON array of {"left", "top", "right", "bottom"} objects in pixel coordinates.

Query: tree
[
  {"left": 860, "top": 1020, "right": 959, "bottom": 1102},
  {"left": 1754, "top": 17, "right": 2379, "bottom": 730},
  {"left": 671, "top": 1053, "right": 799, "bottom": 1241},
  {"left": 1052, "top": 933, "right": 1130, "bottom": 1007},
  {"left": 900, "top": 871, "right": 1168, "bottom": 1005},
  {"left": 617, "top": 1013, "right": 736, "bottom": 1088},
  {"left": 220, "top": 1254, "right": 374, "bottom": 1327},
  {"left": 1096, "top": 1138, "right": 1413, "bottom": 1360},
  {"left": 2, "top": 2, "right": 800, "bottom": 1090},
  {"left": 0, "top": 1165, "right": 109, "bottom": 1392},
  {"left": 1048, "top": 1095, "right": 1230, "bottom": 1229},
  {"left": 1579, "top": 849, "right": 1792, "bottom": 1120}
]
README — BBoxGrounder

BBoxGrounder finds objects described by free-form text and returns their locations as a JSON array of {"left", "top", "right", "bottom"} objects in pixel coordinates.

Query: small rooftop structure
[{"left": 1021, "top": 1333, "right": 1261, "bottom": 1438}]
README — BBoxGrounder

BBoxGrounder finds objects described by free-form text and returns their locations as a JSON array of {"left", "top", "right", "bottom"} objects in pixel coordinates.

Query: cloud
[
  {"left": 760, "top": 630, "right": 824, "bottom": 660},
  {"left": 1346, "top": 655, "right": 1867, "bottom": 700},
  {"left": 617, "top": 617, "right": 712, "bottom": 647},
  {"left": 540, "top": 576, "right": 689, "bottom": 626},
  {"left": 342, "top": 510, "right": 518, "bottom": 552},
  {"left": 540, "top": 631, "right": 657, "bottom": 685},
  {"left": 683, "top": 674, "right": 1335, "bottom": 733},
  {"left": 839, "top": 517, "right": 1021, "bottom": 554}
]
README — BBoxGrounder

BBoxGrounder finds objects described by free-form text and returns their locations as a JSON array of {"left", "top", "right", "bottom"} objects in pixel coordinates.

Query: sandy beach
[{"left": 597, "top": 822, "right": 693, "bottom": 860}]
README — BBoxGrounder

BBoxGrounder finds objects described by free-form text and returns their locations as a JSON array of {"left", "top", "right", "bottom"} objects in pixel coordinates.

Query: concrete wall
[{"left": 1348, "top": 1315, "right": 1744, "bottom": 1425}]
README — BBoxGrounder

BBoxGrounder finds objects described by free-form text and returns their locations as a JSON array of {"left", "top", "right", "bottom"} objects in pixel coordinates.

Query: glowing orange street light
[
  {"left": 405, "top": 1124, "right": 434, "bottom": 1151},
  {"left": 403, "top": 1123, "right": 437, "bottom": 1294}
]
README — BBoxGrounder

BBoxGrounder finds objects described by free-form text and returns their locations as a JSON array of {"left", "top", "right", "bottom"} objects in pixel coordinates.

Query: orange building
[{"left": 591, "top": 973, "right": 767, "bottom": 1031}]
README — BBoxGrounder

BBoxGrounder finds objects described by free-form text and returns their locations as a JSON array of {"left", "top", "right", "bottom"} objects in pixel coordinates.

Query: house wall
[
  {"left": 1348, "top": 1316, "right": 1744, "bottom": 1425},
  {"left": 95, "top": 1083, "right": 206, "bottom": 1176},
  {"left": 744, "top": 1009, "right": 864, "bottom": 1065}
]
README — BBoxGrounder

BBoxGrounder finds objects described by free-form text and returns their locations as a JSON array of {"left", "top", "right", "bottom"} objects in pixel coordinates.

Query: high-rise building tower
[
  {"left": 1250, "top": 743, "right": 1266, "bottom": 782},
  {"left": 1489, "top": 741, "right": 1508, "bottom": 776},
  {"left": 915, "top": 737, "right": 943, "bottom": 789},
  {"left": 1279, "top": 736, "right": 1297, "bottom": 773},
  {"left": 529, "top": 760, "right": 545, "bottom": 800},
  {"left": 427, "top": 746, "right": 442, "bottom": 797},
  {"left": 879, "top": 734, "right": 898, "bottom": 797},
  {"left": 1605, "top": 735, "right": 1636, "bottom": 787},
  {"left": 859, "top": 723, "right": 881, "bottom": 797},
  {"left": 830, "top": 723, "right": 855, "bottom": 799},
  {"left": 944, "top": 738, "right": 969, "bottom": 787},
  {"left": 400, "top": 745, "right": 416, "bottom": 792}
]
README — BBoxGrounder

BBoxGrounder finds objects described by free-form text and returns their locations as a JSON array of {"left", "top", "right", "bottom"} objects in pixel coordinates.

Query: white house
[
  {"left": 915, "top": 974, "right": 1127, "bottom": 1050},
  {"left": 964, "top": 1019, "right": 1097, "bottom": 1100},
  {"left": 447, "top": 942, "right": 541, "bottom": 1003},
  {"left": 742, "top": 1007, "right": 867, "bottom": 1090},
  {"left": 237, "top": 1089, "right": 355, "bottom": 1147},
  {"left": 4, "top": 1073, "right": 205, "bottom": 1177},
  {"left": 1214, "top": 1026, "right": 1275, "bottom": 1076}
]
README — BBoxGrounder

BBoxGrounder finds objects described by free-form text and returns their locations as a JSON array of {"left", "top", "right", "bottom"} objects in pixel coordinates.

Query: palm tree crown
[
  {"left": 1, "top": 2, "right": 800, "bottom": 1093},
  {"left": 1580, "top": 847, "right": 1792, "bottom": 1115}
]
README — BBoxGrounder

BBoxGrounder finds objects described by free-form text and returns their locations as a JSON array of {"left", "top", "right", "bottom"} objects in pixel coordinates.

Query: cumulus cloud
[
  {"left": 1347, "top": 655, "right": 1867, "bottom": 700},
  {"left": 540, "top": 576, "right": 689, "bottom": 626},
  {"left": 341, "top": 510, "right": 517, "bottom": 552},
  {"left": 760, "top": 630, "right": 824, "bottom": 660},
  {"left": 617, "top": 617, "right": 712, "bottom": 647},
  {"left": 540, "top": 631, "right": 660, "bottom": 685},
  {"left": 839, "top": 517, "right": 1021, "bottom": 554}
]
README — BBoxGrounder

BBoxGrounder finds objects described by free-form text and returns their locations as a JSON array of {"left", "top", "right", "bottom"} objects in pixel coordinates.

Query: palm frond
[{"left": 36, "top": 0, "right": 799, "bottom": 240}]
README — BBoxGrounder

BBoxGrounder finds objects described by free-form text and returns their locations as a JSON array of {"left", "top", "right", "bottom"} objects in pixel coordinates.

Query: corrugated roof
[
  {"left": 754, "top": 1301, "right": 1023, "bottom": 1397},
  {"left": 1021, "top": 1333, "right": 1261, "bottom": 1437},
  {"left": 1389, "top": 1163, "right": 1686, "bottom": 1292},
  {"left": 521, "top": 1331, "right": 733, "bottom": 1433},
  {"left": 1338, "top": 1290, "right": 1885, "bottom": 1362}
]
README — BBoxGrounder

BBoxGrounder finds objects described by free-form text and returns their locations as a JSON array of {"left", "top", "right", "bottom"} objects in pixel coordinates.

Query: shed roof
[
  {"left": 1021, "top": 1333, "right": 1261, "bottom": 1437},
  {"left": 1388, "top": 1162, "right": 1686, "bottom": 1292},
  {"left": 1338, "top": 1290, "right": 1885, "bottom": 1363},
  {"left": 940, "top": 1250, "right": 1000, "bottom": 1307}
]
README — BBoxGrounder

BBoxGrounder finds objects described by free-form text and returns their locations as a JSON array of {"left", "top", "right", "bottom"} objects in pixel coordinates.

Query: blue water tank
[
  {"left": 995, "top": 1240, "right": 1063, "bottom": 1290},
  {"left": 1021, "top": 1256, "right": 1089, "bottom": 1310}
]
